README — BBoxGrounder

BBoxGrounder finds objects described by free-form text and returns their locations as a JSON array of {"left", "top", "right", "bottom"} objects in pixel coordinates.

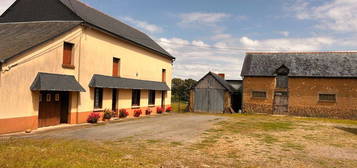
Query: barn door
[
  {"left": 273, "top": 91, "right": 288, "bottom": 115},
  {"left": 194, "top": 88, "right": 224, "bottom": 113},
  {"left": 208, "top": 89, "right": 224, "bottom": 113},
  {"left": 39, "top": 92, "right": 68, "bottom": 128}
]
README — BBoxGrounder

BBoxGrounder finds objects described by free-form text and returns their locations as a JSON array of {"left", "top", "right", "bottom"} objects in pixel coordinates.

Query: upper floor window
[
  {"left": 63, "top": 42, "right": 74, "bottom": 68},
  {"left": 252, "top": 91, "right": 267, "bottom": 98},
  {"left": 148, "top": 90, "right": 155, "bottom": 105},
  {"left": 94, "top": 88, "right": 103, "bottom": 109},
  {"left": 319, "top": 94, "right": 336, "bottom": 102},
  {"left": 132, "top": 89, "right": 141, "bottom": 106},
  {"left": 162, "top": 69, "right": 166, "bottom": 83},
  {"left": 113, "top": 58, "right": 120, "bottom": 77},
  {"left": 276, "top": 75, "right": 288, "bottom": 89}
]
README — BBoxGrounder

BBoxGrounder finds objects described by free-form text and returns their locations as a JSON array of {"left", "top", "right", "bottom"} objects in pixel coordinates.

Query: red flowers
[
  {"left": 146, "top": 109, "right": 152, "bottom": 115},
  {"left": 134, "top": 109, "right": 142, "bottom": 117},
  {"left": 157, "top": 107, "right": 164, "bottom": 114},
  {"left": 87, "top": 112, "right": 101, "bottom": 123},
  {"left": 166, "top": 106, "right": 172, "bottom": 112},
  {"left": 119, "top": 109, "right": 129, "bottom": 118}
]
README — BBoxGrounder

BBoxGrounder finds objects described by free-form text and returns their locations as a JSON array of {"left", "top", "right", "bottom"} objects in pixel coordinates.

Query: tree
[{"left": 171, "top": 78, "right": 197, "bottom": 102}]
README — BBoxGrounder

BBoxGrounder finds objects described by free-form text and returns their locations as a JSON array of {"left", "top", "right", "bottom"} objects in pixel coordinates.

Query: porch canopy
[
  {"left": 30, "top": 72, "right": 86, "bottom": 92},
  {"left": 89, "top": 74, "right": 170, "bottom": 91}
]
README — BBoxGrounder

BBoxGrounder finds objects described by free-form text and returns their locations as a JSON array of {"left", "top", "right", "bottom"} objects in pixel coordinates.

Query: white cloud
[
  {"left": 278, "top": 31, "right": 290, "bottom": 37},
  {"left": 179, "top": 12, "right": 230, "bottom": 25},
  {"left": 0, "top": 0, "right": 15, "bottom": 15},
  {"left": 292, "top": 0, "right": 357, "bottom": 33},
  {"left": 192, "top": 40, "right": 209, "bottom": 47},
  {"left": 240, "top": 37, "right": 259, "bottom": 47},
  {"left": 211, "top": 33, "right": 232, "bottom": 40},
  {"left": 122, "top": 16, "right": 163, "bottom": 33}
]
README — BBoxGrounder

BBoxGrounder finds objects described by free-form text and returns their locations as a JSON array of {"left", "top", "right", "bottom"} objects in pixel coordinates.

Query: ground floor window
[
  {"left": 252, "top": 91, "right": 266, "bottom": 98},
  {"left": 319, "top": 94, "right": 336, "bottom": 102},
  {"left": 132, "top": 89, "right": 141, "bottom": 106},
  {"left": 94, "top": 88, "right": 103, "bottom": 109},
  {"left": 148, "top": 90, "right": 155, "bottom": 105}
]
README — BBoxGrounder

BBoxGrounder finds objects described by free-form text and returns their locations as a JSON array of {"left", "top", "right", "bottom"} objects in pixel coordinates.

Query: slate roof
[
  {"left": 0, "top": 0, "right": 173, "bottom": 62},
  {"left": 89, "top": 74, "right": 170, "bottom": 91},
  {"left": 0, "top": 21, "right": 82, "bottom": 62},
  {"left": 31, "top": 72, "right": 86, "bottom": 92},
  {"left": 226, "top": 80, "right": 242, "bottom": 92},
  {"left": 241, "top": 52, "right": 357, "bottom": 78}
]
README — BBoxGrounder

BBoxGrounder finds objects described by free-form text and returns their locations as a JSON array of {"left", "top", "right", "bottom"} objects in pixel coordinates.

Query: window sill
[
  {"left": 318, "top": 100, "right": 336, "bottom": 103},
  {"left": 62, "top": 64, "right": 75, "bottom": 69},
  {"left": 131, "top": 106, "right": 140, "bottom": 109},
  {"left": 93, "top": 109, "right": 104, "bottom": 112},
  {"left": 148, "top": 105, "right": 156, "bottom": 107}
]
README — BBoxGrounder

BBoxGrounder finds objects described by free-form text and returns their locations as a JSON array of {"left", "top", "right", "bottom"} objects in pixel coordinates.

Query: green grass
[{"left": 171, "top": 101, "right": 188, "bottom": 112}]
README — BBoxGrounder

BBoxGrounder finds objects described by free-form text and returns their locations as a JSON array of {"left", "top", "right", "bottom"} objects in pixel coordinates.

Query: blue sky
[{"left": 1, "top": 0, "right": 357, "bottom": 79}]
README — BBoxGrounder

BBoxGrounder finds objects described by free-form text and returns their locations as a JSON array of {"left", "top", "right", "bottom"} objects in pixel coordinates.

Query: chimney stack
[{"left": 218, "top": 73, "right": 225, "bottom": 79}]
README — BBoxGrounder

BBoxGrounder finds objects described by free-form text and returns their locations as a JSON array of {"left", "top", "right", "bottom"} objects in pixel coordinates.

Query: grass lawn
[
  {"left": 1, "top": 114, "right": 356, "bottom": 168},
  {"left": 171, "top": 101, "right": 188, "bottom": 112}
]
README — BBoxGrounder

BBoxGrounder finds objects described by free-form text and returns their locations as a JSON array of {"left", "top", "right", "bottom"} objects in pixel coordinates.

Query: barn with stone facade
[{"left": 241, "top": 52, "right": 357, "bottom": 119}]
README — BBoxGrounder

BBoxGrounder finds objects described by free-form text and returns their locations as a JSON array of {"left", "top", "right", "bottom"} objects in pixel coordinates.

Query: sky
[{"left": 1, "top": 0, "right": 357, "bottom": 80}]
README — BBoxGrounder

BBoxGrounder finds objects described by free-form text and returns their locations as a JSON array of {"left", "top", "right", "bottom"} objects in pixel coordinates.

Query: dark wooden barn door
[
  {"left": 112, "top": 89, "right": 118, "bottom": 111},
  {"left": 273, "top": 91, "right": 288, "bottom": 115},
  {"left": 39, "top": 92, "right": 69, "bottom": 128}
]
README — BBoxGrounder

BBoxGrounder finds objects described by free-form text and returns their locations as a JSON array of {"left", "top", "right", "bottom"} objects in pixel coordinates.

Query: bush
[
  {"left": 103, "top": 109, "right": 112, "bottom": 120},
  {"left": 134, "top": 109, "right": 142, "bottom": 117},
  {"left": 157, "top": 107, "right": 163, "bottom": 114},
  {"left": 166, "top": 106, "right": 172, "bottom": 112},
  {"left": 146, "top": 109, "right": 152, "bottom": 115},
  {"left": 87, "top": 112, "right": 101, "bottom": 123},
  {"left": 119, "top": 109, "right": 129, "bottom": 118}
]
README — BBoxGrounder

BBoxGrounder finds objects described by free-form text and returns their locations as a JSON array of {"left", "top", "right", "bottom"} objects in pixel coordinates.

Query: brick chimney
[{"left": 218, "top": 73, "right": 225, "bottom": 79}]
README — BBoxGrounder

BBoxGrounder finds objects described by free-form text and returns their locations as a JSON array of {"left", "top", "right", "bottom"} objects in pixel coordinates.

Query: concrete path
[{"left": 24, "top": 113, "right": 227, "bottom": 142}]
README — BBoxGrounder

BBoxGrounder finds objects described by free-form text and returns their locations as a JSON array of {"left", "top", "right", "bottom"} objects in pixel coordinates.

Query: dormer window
[{"left": 62, "top": 42, "right": 74, "bottom": 69}]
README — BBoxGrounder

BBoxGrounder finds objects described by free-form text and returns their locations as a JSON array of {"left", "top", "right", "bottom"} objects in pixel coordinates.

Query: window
[
  {"left": 94, "top": 88, "right": 103, "bottom": 109},
  {"left": 113, "top": 58, "right": 120, "bottom": 77},
  {"left": 132, "top": 89, "right": 141, "bottom": 106},
  {"left": 148, "top": 90, "right": 155, "bottom": 105},
  {"left": 319, "top": 94, "right": 336, "bottom": 102},
  {"left": 162, "top": 69, "right": 166, "bottom": 82},
  {"left": 63, "top": 42, "right": 74, "bottom": 68},
  {"left": 276, "top": 75, "right": 288, "bottom": 89},
  {"left": 252, "top": 91, "right": 267, "bottom": 98}
]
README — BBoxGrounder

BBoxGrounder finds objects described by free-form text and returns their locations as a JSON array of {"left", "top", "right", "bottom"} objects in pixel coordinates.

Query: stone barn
[
  {"left": 241, "top": 52, "right": 357, "bottom": 119},
  {"left": 188, "top": 72, "right": 242, "bottom": 113}
]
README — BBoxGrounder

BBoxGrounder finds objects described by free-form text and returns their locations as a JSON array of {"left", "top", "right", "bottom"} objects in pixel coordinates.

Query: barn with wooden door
[
  {"left": 241, "top": 52, "right": 357, "bottom": 119},
  {"left": 188, "top": 72, "right": 242, "bottom": 113}
]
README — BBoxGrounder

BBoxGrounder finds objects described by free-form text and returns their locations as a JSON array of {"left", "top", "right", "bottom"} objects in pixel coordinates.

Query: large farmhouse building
[
  {"left": 0, "top": 0, "right": 174, "bottom": 134},
  {"left": 241, "top": 52, "right": 357, "bottom": 119}
]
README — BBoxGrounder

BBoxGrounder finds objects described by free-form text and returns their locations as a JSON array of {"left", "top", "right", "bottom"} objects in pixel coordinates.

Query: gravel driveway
[{"left": 26, "top": 113, "right": 227, "bottom": 142}]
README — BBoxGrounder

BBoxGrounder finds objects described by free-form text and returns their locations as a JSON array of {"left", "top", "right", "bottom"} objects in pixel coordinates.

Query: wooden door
[
  {"left": 161, "top": 91, "right": 166, "bottom": 108},
  {"left": 273, "top": 91, "right": 288, "bottom": 115},
  {"left": 39, "top": 92, "right": 65, "bottom": 127}
]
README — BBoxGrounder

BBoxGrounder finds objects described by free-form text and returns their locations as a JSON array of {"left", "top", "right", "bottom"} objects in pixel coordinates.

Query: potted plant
[
  {"left": 166, "top": 106, "right": 172, "bottom": 113},
  {"left": 103, "top": 109, "right": 112, "bottom": 121},
  {"left": 119, "top": 109, "right": 129, "bottom": 118},
  {"left": 157, "top": 107, "right": 163, "bottom": 114},
  {"left": 87, "top": 112, "right": 101, "bottom": 123},
  {"left": 134, "top": 109, "right": 142, "bottom": 117},
  {"left": 146, "top": 109, "right": 152, "bottom": 115}
]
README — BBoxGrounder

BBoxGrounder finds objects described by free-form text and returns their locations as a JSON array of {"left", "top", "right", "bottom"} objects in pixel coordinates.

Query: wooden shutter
[
  {"left": 162, "top": 69, "right": 166, "bottom": 82},
  {"left": 63, "top": 42, "right": 73, "bottom": 65},
  {"left": 113, "top": 58, "right": 120, "bottom": 77}
]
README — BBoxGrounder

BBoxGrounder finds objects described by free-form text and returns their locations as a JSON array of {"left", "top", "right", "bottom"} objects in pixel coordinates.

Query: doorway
[
  {"left": 273, "top": 91, "right": 288, "bottom": 115},
  {"left": 39, "top": 91, "right": 69, "bottom": 128},
  {"left": 112, "top": 89, "right": 118, "bottom": 111}
]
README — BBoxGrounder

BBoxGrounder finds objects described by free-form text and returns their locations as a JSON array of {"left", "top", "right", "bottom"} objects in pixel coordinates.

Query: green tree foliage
[{"left": 172, "top": 78, "right": 197, "bottom": 102}]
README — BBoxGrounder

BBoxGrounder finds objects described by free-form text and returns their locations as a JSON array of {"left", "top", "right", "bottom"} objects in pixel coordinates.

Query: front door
[
  {"left": 273, "top": 91, "right": 288, "bottom": 115},
  {"left": 112, "top": 89, "right": 118, "bottom": 111},
  {"left": 39, "top": 92, "right": 69, "bottom": 128},
  {"left": 161, "top": 91, "right": 166, "bottom": 108}
]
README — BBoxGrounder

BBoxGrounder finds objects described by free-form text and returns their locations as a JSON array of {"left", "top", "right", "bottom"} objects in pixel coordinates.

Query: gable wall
[{"left": 195, "top": 75, "right": 225, "bottom": 89}]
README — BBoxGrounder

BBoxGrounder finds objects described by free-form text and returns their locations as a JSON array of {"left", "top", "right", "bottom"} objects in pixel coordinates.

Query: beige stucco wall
[
  {"left": 0, "top": 25, "right": 173, "bottom": 122},
  {"left": 0, "top": 27, "right": 82, "bottom": 119}
]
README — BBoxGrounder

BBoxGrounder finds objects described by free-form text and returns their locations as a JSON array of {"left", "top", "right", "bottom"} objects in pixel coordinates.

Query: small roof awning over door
[
  {"left": 89, "top": 74, "right": 170, "bottom": 91},
  {"left": 30, "top": 72, "right": 86, "bottom": 92}
]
